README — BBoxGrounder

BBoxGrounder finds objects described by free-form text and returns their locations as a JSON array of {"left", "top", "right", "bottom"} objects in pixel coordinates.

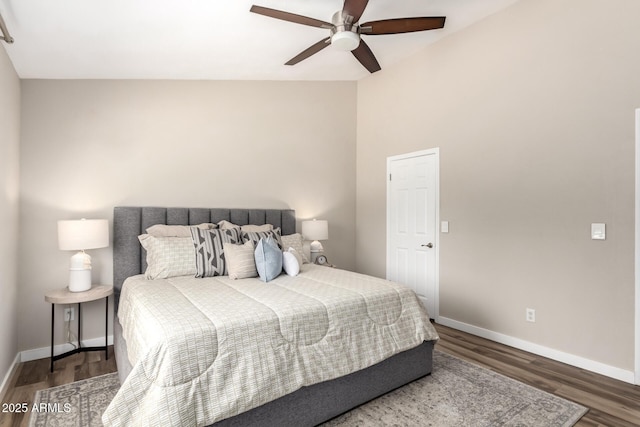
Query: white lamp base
[
  {"left": 68, "top": 251, "right": 92, "bottom": 292},
  {"left": 309, "top": 240, "right": 324, "bottom": 263}
]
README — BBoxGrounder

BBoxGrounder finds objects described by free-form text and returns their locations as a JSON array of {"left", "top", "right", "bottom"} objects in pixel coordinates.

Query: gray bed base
[{"left": 113, "top": 206, "right": 434, "bottom": 426}]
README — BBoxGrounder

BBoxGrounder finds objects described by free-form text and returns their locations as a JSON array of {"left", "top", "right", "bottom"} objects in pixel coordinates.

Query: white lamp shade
[
  {"left": 58, "top": 219, "right": 109, "bottom": 251},
  {"left": 302, "top": 220, "right": 329, "bottom": 241}
]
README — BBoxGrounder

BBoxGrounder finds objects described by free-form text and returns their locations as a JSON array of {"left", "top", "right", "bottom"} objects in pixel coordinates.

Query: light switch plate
[
  {"left": 591, "top": 223, "right": 606, "bottom": 240},
  {"left": 441, "top": 221, "right": 449, "bottom": 233}
]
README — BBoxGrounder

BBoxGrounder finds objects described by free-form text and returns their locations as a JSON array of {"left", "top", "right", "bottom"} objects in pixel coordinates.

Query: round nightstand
[{"left": 44, "top": 284, "right": 113, "bottom": 372}]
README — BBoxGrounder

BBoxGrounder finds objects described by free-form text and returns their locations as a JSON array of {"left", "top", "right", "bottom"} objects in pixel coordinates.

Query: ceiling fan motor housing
[{"left": 330, "top": 10, "right": 360, "bottom": 51}]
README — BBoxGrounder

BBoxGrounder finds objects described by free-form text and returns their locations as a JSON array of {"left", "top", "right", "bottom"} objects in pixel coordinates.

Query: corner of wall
[{"left": 0, "top": 41, "right": 21, "bottom": 398}]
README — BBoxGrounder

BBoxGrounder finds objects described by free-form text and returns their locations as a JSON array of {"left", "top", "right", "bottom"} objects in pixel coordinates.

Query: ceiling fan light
[{"left": 331, "top": 31, "right": 360, "bottom": 51}]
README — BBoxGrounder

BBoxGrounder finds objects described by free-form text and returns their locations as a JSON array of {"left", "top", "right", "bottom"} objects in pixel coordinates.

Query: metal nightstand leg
[
  {"left": 77, "top": 302, "right": 82, "bottom": 350},
  {"left": 105, "top": 297, "right": 109, "bottom": 360},
  {"left": 50, "top": 304, "right": 54, "bottom": 372}
]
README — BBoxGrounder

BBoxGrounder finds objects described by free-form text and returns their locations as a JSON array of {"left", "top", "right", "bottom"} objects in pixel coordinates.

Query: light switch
[
  {"left": 441, "top": 221, "right": 449, "bottom": 233},
  {"left": 591, "top": 223, "right": 605, "bottom": 240}
]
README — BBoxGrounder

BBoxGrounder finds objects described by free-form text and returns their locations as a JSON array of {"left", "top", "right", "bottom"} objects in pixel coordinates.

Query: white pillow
[
  {"left": 281, "top": 233, "right": 309, "bottom": 263},
  {"left": 218, "top": 220, "right": 241, "bottom": 230},
  {"left": 288, "top": 247, "right": 303, "bottom": 266},
  {"left": 282, "top": 249, "right": 300, "bottom": 277},
  {"left": 224, "top": 241, "right": 258, "bottom": 280},
  {"left": 218, "top": 220, "right": 273, "bottom": 232},
  {"left": 241, "top": 224, "right": 273, "bottom": 232},
  {"left": 146, "top": 223, "right": 215, "bottom": 237},
  {"left": 138, "top": 234, "right": 196, "bottom": 279}
]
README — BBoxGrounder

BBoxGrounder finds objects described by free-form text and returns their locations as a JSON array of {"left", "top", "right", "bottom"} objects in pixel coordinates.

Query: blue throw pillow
[{"left": 254, "top": 236, "right": 283, "bottom": 282}]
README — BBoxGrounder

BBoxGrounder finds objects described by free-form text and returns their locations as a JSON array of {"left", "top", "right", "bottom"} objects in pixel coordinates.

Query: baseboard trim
[
  {"left": 0, "top": 352, "right": 21, "bottom": 403},
  {"left": 20, "top": 335, "right": 114, "bottom": 363},
  {"left": 437, "top": 316, "right": 635, "bottom": 384}
]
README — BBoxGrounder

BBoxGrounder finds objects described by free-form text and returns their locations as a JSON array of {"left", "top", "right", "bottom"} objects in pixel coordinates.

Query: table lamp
[
  {"left": 302, "top": 219, "right": 328, "bottom": 263},
  {"left": 58, "top": 218, "right": 109, "bottom": 292}
]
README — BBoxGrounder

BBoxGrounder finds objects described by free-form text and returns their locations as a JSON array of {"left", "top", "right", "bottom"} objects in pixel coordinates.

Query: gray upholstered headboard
[{"left": 113, "top": 206, "right": 296, "bottom": 309}]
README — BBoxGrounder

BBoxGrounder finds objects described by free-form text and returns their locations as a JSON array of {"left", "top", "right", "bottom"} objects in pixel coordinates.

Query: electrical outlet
[
  {"left": 526, "top": 308, "right": 536, "bottom": 323},
  {"left": 64, "top": 307, "right": 75, "bottom": 322}
]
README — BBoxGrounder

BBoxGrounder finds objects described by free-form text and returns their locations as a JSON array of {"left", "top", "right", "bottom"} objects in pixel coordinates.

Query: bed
[{"left": 106, "top": 206, "right": 438, "bottom": 426}]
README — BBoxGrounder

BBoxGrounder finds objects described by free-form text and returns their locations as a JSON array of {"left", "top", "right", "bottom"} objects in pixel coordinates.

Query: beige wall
[
  {"left": 0, "top": 44, "right": 20, "bottom": 388},
  {"left": 19, "top": 80, "right": 356, "bottom": 351},
  {"left": 356, "top": 0, "right": 639, "bottom": 371},
  {"left": 10, "top": 0, "right": 639, "bottom": 376}
]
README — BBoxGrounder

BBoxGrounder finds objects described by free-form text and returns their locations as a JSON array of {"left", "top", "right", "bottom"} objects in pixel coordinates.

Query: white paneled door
[{"left": 387, "top": 149, "right": 439, "bottom": 319}]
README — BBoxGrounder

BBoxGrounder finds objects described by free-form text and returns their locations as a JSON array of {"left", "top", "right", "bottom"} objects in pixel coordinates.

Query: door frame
[
  {"left": 386, "top": 147, "right": 441, "bottom": 320},
  {"left": 635, "top": 108, "right": 640, "bottom": 385}
]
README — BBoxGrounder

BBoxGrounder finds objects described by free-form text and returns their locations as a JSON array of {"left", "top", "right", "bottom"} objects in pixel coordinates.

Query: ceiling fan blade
[
  {"left": 342, "top": 0, "right": 369, "bottom": 23},
  {"left": 285, "top": 37, "right": 331, "bottom": 66},
  {"left": 250, "top": 5, "right": 331, "bottom": 28},
  {"left": 351, "top": 39, "right": 381, "bottom": 73},
  {"left": 360, "top": 16, "right": 446, "bottom": 35}
]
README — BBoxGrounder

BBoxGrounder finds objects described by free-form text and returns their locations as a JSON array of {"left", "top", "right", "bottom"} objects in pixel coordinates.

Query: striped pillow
[
  {"left": 190, "top": 228, "right": 241, "bottom": 277},
  {"left": 241, "top": 228, "right": 283, "bottom": 251},
  {"left": 224, "top": 241, "right": 258, "bottom": 280}
]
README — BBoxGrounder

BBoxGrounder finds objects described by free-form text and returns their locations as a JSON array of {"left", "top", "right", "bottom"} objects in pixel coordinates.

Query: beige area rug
[{"left": 30, "top": 351, "right": 587, "bottom": 427}]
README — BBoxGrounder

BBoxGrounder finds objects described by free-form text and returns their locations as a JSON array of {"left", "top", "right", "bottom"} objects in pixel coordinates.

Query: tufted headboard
[{"left": 112, "top": 206, "right": 296, "bottom": 309}]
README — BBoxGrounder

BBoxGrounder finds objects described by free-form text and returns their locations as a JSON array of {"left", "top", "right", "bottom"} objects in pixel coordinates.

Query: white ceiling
[{"left": 0, "top": 0, "right": 518, "bottom": 81}]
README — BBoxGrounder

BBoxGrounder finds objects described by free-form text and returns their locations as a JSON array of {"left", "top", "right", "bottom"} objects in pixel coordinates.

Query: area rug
[
  {"left": 30, "top": 351, "right": 587, "bottom": 427},
  {"left": 323, "top": 351, "right": 587, "bottom": 426},
  {"left": 29, "top": 372, "right": 119, "bottom": 427}
]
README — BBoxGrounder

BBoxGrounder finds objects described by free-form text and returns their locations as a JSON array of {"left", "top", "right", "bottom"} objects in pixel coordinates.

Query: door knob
[{"left": 421, "top": 243, "right": 433, "bottom": 248}]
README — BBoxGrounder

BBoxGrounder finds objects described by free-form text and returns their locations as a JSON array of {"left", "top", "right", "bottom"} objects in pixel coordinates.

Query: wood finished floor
[
  {"left": 0, "top": 347, "right": 116, "bottom": 427},
  {"left": 1, "top": 326, "right": 638, "bottom": 426},
  {"left": 434, "top": 323, "right": 640, "bottom": 427}
]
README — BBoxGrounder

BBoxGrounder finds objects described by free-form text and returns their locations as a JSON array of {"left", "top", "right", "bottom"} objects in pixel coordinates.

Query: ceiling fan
[{"left": 250, "top": 0, "right": 446, "bottom": 73}]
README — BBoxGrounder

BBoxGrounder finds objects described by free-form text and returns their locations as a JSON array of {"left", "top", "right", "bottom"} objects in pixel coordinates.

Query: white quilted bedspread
[{"left": 102, "top": 264, "right": 439, "bottom": 426}]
